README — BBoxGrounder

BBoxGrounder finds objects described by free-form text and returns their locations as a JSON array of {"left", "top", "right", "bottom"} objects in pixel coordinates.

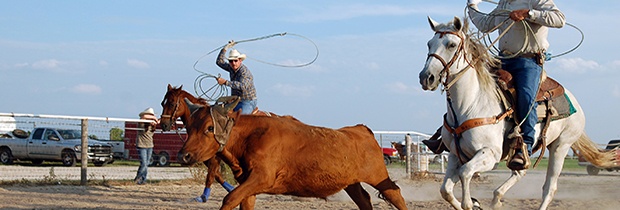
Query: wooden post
[{"left": 80, "top": 119, "right": 88, "bottom": 185}]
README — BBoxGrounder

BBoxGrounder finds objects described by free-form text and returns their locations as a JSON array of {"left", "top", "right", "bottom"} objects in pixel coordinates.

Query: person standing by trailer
[{"left": 134, "top": 107, "right": 159, "bottom": 185}]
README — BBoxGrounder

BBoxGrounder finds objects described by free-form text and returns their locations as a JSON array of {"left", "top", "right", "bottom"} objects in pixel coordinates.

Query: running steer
[{"left": 178, "top": 97, "right": 407, "bottom": 210}]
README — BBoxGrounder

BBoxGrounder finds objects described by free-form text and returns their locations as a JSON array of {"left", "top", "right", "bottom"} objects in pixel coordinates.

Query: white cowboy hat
[
  {"left": 139, "top": 107, "right": 156, "bottom": 117},
  {"left": 227, "top": 49, "right": 246, "bottom": 61}
]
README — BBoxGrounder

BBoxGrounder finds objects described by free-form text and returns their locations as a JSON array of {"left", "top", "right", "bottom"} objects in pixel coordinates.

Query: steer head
[{"left": 177, "top": 96, "right": 240, "bottom": 165}]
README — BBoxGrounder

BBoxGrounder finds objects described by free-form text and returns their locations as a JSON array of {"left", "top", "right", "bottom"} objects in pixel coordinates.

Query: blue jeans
[
  {"left": 501, "top": 56, "right": 542, "bottom": 154},
  {"left": 234, "top": 99, "right": 257, "bottom": 115},
  {"left": 135, "top": 147, "right": 152, "bottom": 184}
]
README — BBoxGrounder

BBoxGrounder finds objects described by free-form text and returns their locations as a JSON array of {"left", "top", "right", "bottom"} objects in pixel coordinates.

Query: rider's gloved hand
[
  {"left": 224, "top": 40, "right": 236, "bottom": 50},
  {"left": 467, "top": 0, "right": 482, "bottom": 6},
  {"left": 509, "top": 9, "right": 530, "bottom": 21}
]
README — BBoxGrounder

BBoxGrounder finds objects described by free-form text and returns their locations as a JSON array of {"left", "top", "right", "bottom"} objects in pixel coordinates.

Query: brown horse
[
  {"left": 160, "top": 84, "right": 233, "bottom": 202},
  {"left": 391, "top": 142, "right": 406, "bottom": 161},
  {"left": 178, "top": 98, "right": 408, "bottom": 210}
]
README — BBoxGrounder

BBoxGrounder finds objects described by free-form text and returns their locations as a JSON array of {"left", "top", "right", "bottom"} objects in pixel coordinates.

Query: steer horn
[{"left": 184, "top": 98, "right": 204, "bottom": 115}]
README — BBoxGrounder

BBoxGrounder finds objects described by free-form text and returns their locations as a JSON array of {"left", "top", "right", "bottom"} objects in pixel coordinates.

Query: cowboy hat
[
  {"left": 227, "top": 49, "right": 246, "bottom": 61},
  {"left": 139, "top": 107, "right": 156, "bottom": 117}
]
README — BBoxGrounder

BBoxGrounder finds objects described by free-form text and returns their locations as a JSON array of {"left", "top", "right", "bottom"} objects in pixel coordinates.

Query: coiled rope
[
  {"left": 192, "top": 32, "right": 319, "bottom": 101},
  {"left": 464, "top": 1, "right": 584, "bottom": 60}
]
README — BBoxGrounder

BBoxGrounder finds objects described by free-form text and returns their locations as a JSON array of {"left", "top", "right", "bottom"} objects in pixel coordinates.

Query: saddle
[{"left": 496, "top": 69, "right": 576, "bottom": 169}]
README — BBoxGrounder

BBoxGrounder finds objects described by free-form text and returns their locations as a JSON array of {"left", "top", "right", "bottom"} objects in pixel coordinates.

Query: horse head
[
  {"left": 160, "top": 84, "right": 208, "bottom": 131},
  {"left": 419, "top": 16, "right": 468, "bottom": 91},
  {"left": 178, "top": 96, "right": 240, "bottom": 165}
]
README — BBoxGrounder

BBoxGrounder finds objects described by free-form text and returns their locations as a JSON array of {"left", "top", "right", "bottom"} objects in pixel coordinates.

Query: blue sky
[{"left": 1, "top": 1, "right": 619, "bottom": 144}]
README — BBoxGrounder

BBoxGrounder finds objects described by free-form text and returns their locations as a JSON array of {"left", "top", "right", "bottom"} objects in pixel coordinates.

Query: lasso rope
[
  {"left": 191, "top": 32, "right": 319, "bottom": 102},
  {"left": 465, "top": 1, "right": 584, "bottom": 60}
]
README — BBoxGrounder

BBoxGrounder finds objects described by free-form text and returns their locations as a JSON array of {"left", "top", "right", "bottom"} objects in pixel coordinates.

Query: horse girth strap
[
  {"left": 443, "top": 109, "right": 514, "bottom": 137},
  {"left": 210, "top": 106, "right": 235, "bottom": 152}
]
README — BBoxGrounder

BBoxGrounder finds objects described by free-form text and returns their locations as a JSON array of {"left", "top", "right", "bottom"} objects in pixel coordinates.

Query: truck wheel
[
  {"left": 62, "top": 151, "right": 77, "bottom": 167},
  {"left": 148, "top": 154, "right": 157, "bottom": 166},
  {"left": 586, "top": 165, "right": 600, "bottom": 175},
  {"left": 31, "top": 159, "right": 44, "bottom": 165},
  {"left": 384, "top": 155, "right": 390, "bottom": 165},
  {"left": 157, "top": 152, "right": 170, "bottom": 167},
  {"left": 0, "top": 148, "right": 14, "bottom": 164},
  {"left": 94, "top": 161, "right": 107, "bottom": 167}
]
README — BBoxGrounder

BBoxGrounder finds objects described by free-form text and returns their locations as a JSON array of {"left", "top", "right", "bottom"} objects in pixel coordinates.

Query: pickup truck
[
  {"left": 0, "top": 127, "right": 114, "bottom": 167},
  {"left": 382, "top": 147, "right": 399, "bottom": 165},
  {"left": 578, "top": 139, "right": 620, "bottom": 175}
]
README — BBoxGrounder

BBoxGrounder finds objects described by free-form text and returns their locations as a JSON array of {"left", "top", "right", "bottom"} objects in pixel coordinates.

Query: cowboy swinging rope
[{"left": 192, "top": 32, "right": 319, "bottom": 102}]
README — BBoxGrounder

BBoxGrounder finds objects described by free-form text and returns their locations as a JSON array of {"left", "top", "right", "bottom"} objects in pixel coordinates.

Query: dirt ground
[{"left": 0, "top": 167, "right": 618, "bottom": 210}]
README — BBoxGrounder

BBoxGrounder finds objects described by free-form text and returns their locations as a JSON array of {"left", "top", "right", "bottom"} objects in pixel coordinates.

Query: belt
[{"left": 501, "top": 50, "right": 541, "bottom": 58}]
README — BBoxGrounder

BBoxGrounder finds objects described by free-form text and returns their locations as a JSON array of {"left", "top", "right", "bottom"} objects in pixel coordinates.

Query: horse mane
[
  {"left": 168, "top": 85, "right": 208, "bottom": 105},
  {"left": 461, "top": 19, "right": 501, "bottom": 93}
]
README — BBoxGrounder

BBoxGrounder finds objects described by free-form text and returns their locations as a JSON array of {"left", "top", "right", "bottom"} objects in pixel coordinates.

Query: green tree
[{"left": 109, "top": 127, "right": 124, "bottom": 141}]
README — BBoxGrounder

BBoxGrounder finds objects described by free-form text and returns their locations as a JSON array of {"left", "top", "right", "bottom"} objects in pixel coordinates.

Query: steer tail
[{"left": 572, "top": 134, "right": 618, "bottom": 168}]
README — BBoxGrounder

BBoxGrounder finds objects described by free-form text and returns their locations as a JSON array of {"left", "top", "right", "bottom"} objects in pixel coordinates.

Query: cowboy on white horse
[{"left": 424, "top": 0, "right": 565, "bottom": 170}]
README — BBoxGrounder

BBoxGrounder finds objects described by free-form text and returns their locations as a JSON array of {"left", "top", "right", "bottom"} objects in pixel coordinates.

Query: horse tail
[{"left": 572, "top": 134, "right": 617, "bottom": 168}]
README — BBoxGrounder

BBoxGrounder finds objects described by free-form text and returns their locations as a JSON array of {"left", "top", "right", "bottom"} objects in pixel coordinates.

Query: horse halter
[
  {"left": 160, "top": 96, "right": 180, "bottom": 125},
  {"left": 426, "top": 30, "right": 469, "bottom": 91}
]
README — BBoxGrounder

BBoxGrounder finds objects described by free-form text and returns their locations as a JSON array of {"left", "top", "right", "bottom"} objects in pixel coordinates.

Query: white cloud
[
  {"left": 127, "top": 59, "right": 150, "bottom": 69},
  {"left": 269, "top": 83, "right": 315, "bottom": 98},
  {"left": 71, "top": 84, "right": 102, "bottom": 94},
  {"left": 13, "top": 63, "right": 29, "bottom": 68},
  {"left": 288, "top": 4, "right": 418, "bottom": 22},
  {"left": 613, "top": 85, "right": 620, "bottom": 98},
  {"left": 552, "top": 57, "right": 600, "bottom": 73},
  {"left": 99, "top": 60, "right": 109, "bottom": 66},
  {"left": 386, "top": 81, "right": 423, "bottom": 95},
  {"left": 32, "top": 59, "right": 63, "bottom": 70}
]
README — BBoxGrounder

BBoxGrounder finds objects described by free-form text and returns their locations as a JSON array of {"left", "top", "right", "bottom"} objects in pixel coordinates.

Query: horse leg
[
  {"left": 368, "top": 178, "right": 408, "bottom": 210},
  {"left": 539, "top": 140, "right": 571, "bottom": 210},
  {"left": 211, "top": 156, "right": 235, "bottom": 192},
  {"left": 441, "top": 153, "right": 463, "bottom": 209},
  {"left": 491, "top": 169, "right": 526, "bottom": 209},
  {"left": 343, "top": 183, "right": 372, "bottom": 210},
  {"left": 459, "top": 147, "right": 499, "bottom": 210},
  {"left": 195, "top": 158, "right": 220, "bottom": 202}
]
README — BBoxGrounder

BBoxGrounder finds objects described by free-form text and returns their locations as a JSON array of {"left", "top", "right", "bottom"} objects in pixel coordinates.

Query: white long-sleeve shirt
[{"left": 468, "top": 0, "right": 565, "bottom": 55}]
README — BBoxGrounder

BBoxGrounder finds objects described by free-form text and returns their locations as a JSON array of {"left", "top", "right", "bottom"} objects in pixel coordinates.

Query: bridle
[
  {"left": 160, "top": 95, "right": 180, "bottom": 128},
  {"left": 160, "top": 95, "right": 188, "bottom": 142},
  {"left": 426, "top": 30, "right": 474, "bottom": 92}
]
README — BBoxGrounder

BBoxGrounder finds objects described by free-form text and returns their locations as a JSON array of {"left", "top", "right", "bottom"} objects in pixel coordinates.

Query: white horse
[{"left": 418, "top": 16, "right": 617, "bottom": 210}]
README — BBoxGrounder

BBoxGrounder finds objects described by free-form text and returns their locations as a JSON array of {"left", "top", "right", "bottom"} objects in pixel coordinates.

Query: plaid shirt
[{"left": 216, "top": 49, "right": 257, "bottom": 100}]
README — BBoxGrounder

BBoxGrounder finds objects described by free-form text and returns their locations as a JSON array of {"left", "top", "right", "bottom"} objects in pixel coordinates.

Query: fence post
[
  {"left": 80, "top": 119, "right": 88, "bottom": 185},
  {"left": 405, "top": 134, "right": 412, "bottom": 174}
]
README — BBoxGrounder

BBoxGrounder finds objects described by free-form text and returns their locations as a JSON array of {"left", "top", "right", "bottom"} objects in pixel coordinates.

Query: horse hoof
[{"left": 472, "top": 197, "right": 482, "bottom": 210}]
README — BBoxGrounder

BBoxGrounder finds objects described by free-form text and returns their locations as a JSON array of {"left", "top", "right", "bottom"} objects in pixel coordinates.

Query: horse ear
[
  {"left": 428, "top": 16, "right": 439, "bottom": 32},
  {"left": 184, "top": 98, "right": 204, "bottom": 114},
  {"left": 179, "top": 84, "right": 183, "bottom": 89},
  {"left": 453, "top": 16, "right": 463, "bottom": 31},
  {"left": 167, "top": 84, "right": 173, "bottom": 91}
]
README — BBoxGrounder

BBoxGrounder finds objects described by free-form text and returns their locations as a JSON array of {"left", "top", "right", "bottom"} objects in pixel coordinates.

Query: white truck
[{"left": 0, "top": 127, "right": 114, "bottom": 167}]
